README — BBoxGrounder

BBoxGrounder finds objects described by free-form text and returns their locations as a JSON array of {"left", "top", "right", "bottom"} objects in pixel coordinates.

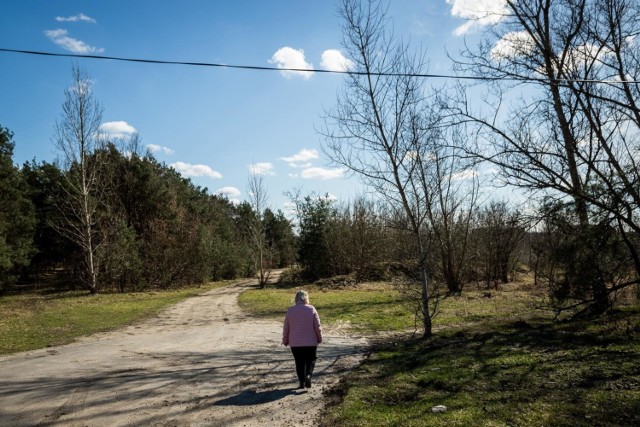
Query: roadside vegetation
[
  {"left": 321, "top": 304, "right": 640, "bottom": 427},
  {"left": 240, "top": 281, "right": 414, "bottom": 334},
  {"left": 240, "top": 275, "right": 640, "bottom": 427},
  {"left": 0, "top": 281, "right": 225, "bottom": 355}
]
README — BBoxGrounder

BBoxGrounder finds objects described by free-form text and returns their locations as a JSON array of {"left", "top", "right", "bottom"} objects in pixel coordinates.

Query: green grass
[
  {"left": 319, "top": 293, "right": 640, "bottom": 427},
  {"left": 4, "top": 274, "right": 639, "bottom": 426},
  {"left": 432, "top": 288, "right": 543, "bottom": 328},
  {"left": 238, "top": 283, "right": 415, "bottom": 333},
  {"left": 240, "top": 276, "right": 640, "bottom": 426},
  {"left": 0, "top": 282, "right": 225, "bottom": 355}
]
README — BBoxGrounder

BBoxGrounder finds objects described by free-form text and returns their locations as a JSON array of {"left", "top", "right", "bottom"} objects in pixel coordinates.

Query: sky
[{"left": 0, "top": 0, "right": 500, "bottom": 212}]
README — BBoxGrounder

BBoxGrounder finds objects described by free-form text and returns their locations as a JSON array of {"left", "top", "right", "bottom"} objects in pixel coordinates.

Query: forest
[{"left": 0, "top": 121, "right": 299, "bottom": 293}]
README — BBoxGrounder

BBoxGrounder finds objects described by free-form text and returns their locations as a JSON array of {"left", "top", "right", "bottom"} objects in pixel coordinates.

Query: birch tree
[
  {"left": 247, "top": 168, "right": 271, "bottom": 287},
  {"left": 53, "top": 66, "right": 105, "bottom": 294}
]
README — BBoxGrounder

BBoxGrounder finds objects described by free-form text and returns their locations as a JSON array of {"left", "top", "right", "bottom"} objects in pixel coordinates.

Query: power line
[
  {"left": 2, "top": 47, "right": 476, "bottom": 78},
  {"left": 1, "top": 47, "right": 638, "bottom": 85}
]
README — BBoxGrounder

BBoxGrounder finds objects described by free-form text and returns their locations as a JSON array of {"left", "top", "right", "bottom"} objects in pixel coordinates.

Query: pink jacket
[{"left": 282, "top": 302, "right": 323, "bottom": 347}]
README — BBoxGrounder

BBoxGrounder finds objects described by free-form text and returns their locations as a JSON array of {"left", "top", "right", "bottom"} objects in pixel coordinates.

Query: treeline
[
  {"left": 293, "top": 191, "right": 640, "bottom": 320},
  {"left": 292, "top": 194, "right": 528, "bottom": 289},
  {"left": 0, "top": 125, "right": 295, "bottom": 294},
  {"left": 3, "top": 109, "right": 638, "bottom": 322},
  {"left": 2, "top": 110, "right": 531, "bottom": 297}
]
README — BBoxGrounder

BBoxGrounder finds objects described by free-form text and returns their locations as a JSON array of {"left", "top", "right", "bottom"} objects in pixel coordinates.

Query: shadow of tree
[
  {"left": 0, "top": 337, "right": 365, "bottom": 426},
  {"left": 324, "top": 312, "right": 640, "bottom": 426}
]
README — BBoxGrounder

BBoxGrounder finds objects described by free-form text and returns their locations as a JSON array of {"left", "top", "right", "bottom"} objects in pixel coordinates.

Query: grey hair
[{"left": 294, "top": 290, "right": 309, "bottom": 304}]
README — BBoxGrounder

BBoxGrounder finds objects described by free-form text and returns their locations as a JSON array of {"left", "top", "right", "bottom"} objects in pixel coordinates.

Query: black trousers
[{"left": 290, "top": 346, "right": 317, "bottom": 383}]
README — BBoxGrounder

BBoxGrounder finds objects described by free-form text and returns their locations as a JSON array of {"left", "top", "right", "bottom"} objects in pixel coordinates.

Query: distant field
[
  {"left": 238, "top": 280, "right": 546, "bottom": 334},
  {"left": 239, "top": 282, "right": 415, "bottom": 333}
]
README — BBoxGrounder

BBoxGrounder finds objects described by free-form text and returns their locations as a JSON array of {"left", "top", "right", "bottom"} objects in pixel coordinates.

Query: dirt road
[{"left": 0, "top": 279, "right": 367, "bottom": 426}]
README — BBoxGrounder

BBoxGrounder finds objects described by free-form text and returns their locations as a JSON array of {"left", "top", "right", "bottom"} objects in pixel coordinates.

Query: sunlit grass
[
  {"left": 4, "top": 273, "right": 639, "bottom": 426},
  {"left": 238, "top": 283, "right": 415, "bottom": 333},
  {"left": 239, "top": 281, "right": 546, "bottom": 334},
  {"left": 320, "top": 295, "right": 640, "bottom": 427},
  {"left": 240, "top": 277, "right": 637, "bottom": 427},
  {"left": 0, "top": 282, "right": 225, "bottom": 355}
]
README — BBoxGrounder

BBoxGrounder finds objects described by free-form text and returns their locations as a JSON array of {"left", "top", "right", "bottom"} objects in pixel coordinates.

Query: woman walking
[{"left": 282, "top": 290, "right": 323, "bottom": 389}]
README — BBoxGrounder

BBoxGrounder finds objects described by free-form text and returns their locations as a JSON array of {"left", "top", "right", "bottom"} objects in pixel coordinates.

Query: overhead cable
[{"left": 1, "top": 47, "right": 637, "bottom": 85}]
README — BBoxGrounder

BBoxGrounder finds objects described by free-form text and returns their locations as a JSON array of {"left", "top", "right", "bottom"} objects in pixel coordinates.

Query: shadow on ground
[{"left": 214, "top": 387, "right": 299, "bottom": 405}]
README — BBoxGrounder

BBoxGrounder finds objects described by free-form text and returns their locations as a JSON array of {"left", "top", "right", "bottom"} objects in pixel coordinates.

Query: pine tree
[{"left": 0, "top": 125, "right": 35, "bottom": 292}]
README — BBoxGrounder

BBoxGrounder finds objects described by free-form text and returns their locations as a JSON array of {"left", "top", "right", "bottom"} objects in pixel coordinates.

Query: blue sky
[{"left": 0, "top": 0, "right": 493, "bottom": 212}]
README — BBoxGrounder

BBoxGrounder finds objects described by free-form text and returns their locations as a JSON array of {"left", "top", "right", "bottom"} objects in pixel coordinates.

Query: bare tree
[
  {"left": 247, "top": 168, "right": 271, "bottom": 287},
  {"left": 448, "top": 0, "right": 640, "bottom": 314},
  {"left": 472, "top": 201, "right": 529, "bottom": 288},
  {"left": 323, "top": 0, "right": 458, "bottom": 337},
  {"left": 345, "top": 197, "right": 390, "bottom": 281},
  {"left": 53, "top": 66, "right": 105, "bottom": 294},
  {"left": 325, "top": 196, "right": 391, "bottom": 279},
  {"left": 421, "top": 125, "right": 480, "bottom": 295}
]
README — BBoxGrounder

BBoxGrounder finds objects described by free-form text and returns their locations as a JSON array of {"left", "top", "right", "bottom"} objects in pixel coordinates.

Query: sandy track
[{"left": 0, "top": 279, "right": 367, "bottom": 426}]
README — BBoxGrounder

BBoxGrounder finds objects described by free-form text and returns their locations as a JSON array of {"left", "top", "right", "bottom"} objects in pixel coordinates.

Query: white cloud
[
  {"left": 99, "top": 121, "right": 137, "bottom": 139},
  {"left": 493, "top": 37, "right": 612, "bottom": 72},
  {"left": 269, "top": 47, "right": 314, "bottom": 79},
  {"left": 55, "top": 13, "right": 97, "bottom": 23},
  {"left": 146, "top": 144, "right": 174, "bottom": 155},
  {"left": 171, "top": 162, "right": 223, "bottom": 179},
  {"left": 446, "top": 0, "right": 508, "bottom": 36},
  {"left": 490, "top": 30, "right": 534, "bottom": 60},
  {"left": 301, "top": 167, "right": 345, "bottom": 180},
  {"left": 567, "top": 43, "right": 614, "bottom": 72},
  {"left": 451, "top": 169, "right": 479, "bottom": 181},
  {"left": 320, "top": 49, "right": 354, "bottom": 72},
  {"left": 283, "top": 201, "right": 298, "bottom": 217},
  {"left": 215, "top": 186, "right": 241, "bottom": 198},
  {"left": 626, "top": 35, "right": 637, "bottom": 47},
  {"left": 295, "top": 162, "right": 312, "bottom": 168},
  {"left": 249, "top": 162, "right": 276, "bottom": 176},
  {"left": 45, "top": 29, "right": 104, "bottom": 53},
  {"left": 280, "top": 148, "right": 319, "bottom": 168}
]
